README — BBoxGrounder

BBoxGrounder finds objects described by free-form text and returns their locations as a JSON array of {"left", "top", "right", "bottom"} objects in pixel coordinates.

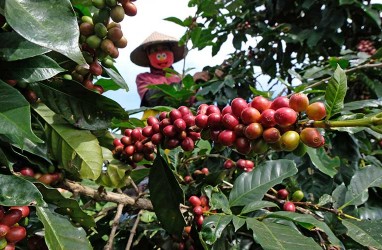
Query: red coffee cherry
[
  {"left": 277, "top": 189, "right": 289, "bottom": 200},
  {"left": 5, "top": 226, "right": 26, "bottom": 243},
  {"left": 262, "top": 127, "right": 281, "bottom": 143},
  {"left": 181, "top": 137, "right": 195, "bottom": 151},
  {"left": 234, "top": 136, "right": 252, "bottom": 155},
  {"left": 289, "top": 93, "right": 309, "bottom": 112},
  {"left": 0, "top": 209, "right": 22, "bottom": 227},
  {"left": 19, "top": 167, "right": 35, "bottom": 177},
  {"left": 250, "top": 96, "right": 271, "bottom": 113},
  {"left": 218, "top": 130, "right": 236, "bottom": 146},
  {"left": 223, "top": 159, "right": 235, "bottom": 169},
  {"left": 222, "top": 113, "right": 239, "bottom": 130},
  {"left": 188, "top": 196, "right": 201, "bottom": 207},
  {"left": 243, "top": 123, "right": 263, "bottom": 140},
  {"left": 241, "top": 107, "right": 261, "bottom": 125},
  {"left": 300, "top": 128, "right": 324, "bottom": 148},
  {"left": 0, "top": 224, "right": 10, "bottom": 237},
  {"left": 206, "top": 105, "right": 221, "bottom": 115},
  {"left": 231, "top": 98, "right": 248, "bottom": 118},
  {"left": 10, "top": 206, "right": 30, "bottom": 218},
  {"left": 193, "top": 205, "right": 204, "bottom": 215},
  {"left": 259, "top": 109, "right": 277, "bottom": 128},
  {"left": 147, "top": 116, "right": 159, "bottom": 126},
  {"left": 195, "top": 114, "right": 208, "bottom": 129},
  {"left": 274, "top": 107, "right": 297, "bottom": 127},
  {"left": 270, "top": 96, "right": 289, "bottom": 110},
  {"left": 283, "top": 201, "right": 296, "bottom": 212},
  {"left": 306, "top": 102, "right": 326, "bottom": 121}
]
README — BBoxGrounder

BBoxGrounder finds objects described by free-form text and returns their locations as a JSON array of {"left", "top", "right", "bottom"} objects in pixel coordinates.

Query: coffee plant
[{"left": 1, "top": 0, "right": 382, "bottom": 249}]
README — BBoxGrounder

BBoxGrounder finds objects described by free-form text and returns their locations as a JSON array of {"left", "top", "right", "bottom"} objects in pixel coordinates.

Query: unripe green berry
[
  {"left": 92, "top": 0, "right": 106, "bottom": 9},
  {"left": 81, "top": 16, "right": 93, "bottom": 24},
  {"left": 292, "top": 190, "right": 304, "bottom": 202},
  {"left": 106, "top": 0, "right": 117, "bottom": 7},
  {"left": 94, "top": 23, "right": 108, "bottom": 38},
  {"left": 63, "top": 74, "right": 72, "bottom": 80},
  {"left": 102, "top": 58, "right": 114, "bottom": 68},
  {"left": 110, "top": 5, "right": 125, "bottom": 23},
  {"left": 280, "top": 131, "right": 300, "bottom": 151},
  {"left": 86, "top": 35, "right": 102, "bottom": 49}
]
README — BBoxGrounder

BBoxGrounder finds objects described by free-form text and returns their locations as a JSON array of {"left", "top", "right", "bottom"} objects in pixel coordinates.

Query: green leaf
[
  {"left": 29, "top": 80, "right": 129, "bottom": 130},
  {"left": 148, "top": 154, "right": 185, "bottom": 237},
  {"left": 246, "top": 218, "right": 322, "bottom": 250},
  {"left": 325, "top": 65, "right": 348, "bottom": 120},
  {"left": 4, "top": 0, "right": 85, "bottom": 65},
  {"left": 96, "top": 147, "right": 131, "bottom": 188},
  {"left": 201, "top": 214, "right": 232, "bottom": 245},
  {"left": 33, "top": 104, "right": 103, "bottom": 180},
  {"left": 0, "top": 32, "right": 51, "bottom": 61},
  {"left": 0, "top": 80, "right": 43, "bottom": 148},
  {"left": 229, "top": 160, "right": 297, "bottom": 207},
  {"left": 36, "top": 206, "right": 92, "bottom": 250},
  {"left": 232, "top": 215, "right": 246, "bottom": 232},
  {"left": 210, "top": 190, "right": 231, "bottom": 214},
  {"left": 341, "top": 165, "right": 382, "bottom": 209},
  {"left": 0, "top": 174, "right": 45, "bottom": 206},
  {"left": 306, "top": 147, "right": 339, "bottom": 177},
  {"left": 241, "top": 201, "right": 278, "bottom": 215},
  {"left": 0, "top": 55, "right": 64, "bottom": 83},
  {"left": 34, "top": 182, "right": 95, "bottom": 228},
  {"left": 342, "top": 219, "right": 382, "bottom": 249},
  {"left": 266, "top": 211, "right": 342, "bottom": 246},
  {"left": 102, "top": 67, "right": 129, "bottom": 91},
  {"left": 164, "top": 16, "right": 186, "bottom": 27},
  {"left": 130, "top": 168, "right": 150, "bottom": 184}
]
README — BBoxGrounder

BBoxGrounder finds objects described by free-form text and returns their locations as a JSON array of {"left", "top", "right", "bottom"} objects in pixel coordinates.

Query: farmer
[{"left": 130, "top": 31, "right": 209, "bottom": 107}]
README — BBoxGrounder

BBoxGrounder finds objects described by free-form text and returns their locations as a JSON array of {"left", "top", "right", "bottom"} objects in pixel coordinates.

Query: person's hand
[{"left": 193, "top": 71, "right": 210, "bottom": 83}]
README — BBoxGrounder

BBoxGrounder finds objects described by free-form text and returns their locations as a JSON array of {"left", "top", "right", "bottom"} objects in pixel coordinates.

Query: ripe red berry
[
  {"left": 262, "top": 127, "right": 281, "bottom": 143},
  {"left": 181, "top": 137, "right": 195, "bottom": 151},
  {"left": 250, "top": 96, "right": 271, "bottom": 112},
  {"left": 277, "top": 189, "right": 289, "bottom": 200},
  {"left": 197, "top": 104, "right": 209, "bottom": 115},
  {"left": 207, "top": 113, "right": 222, "bottom": 129},
  {"left": 274, "top": 107, "right": 297, "bottom": 127},
  {"left": 241, "top": 107, "right": 261, "bottom": 125},
  {"left": 289, "top": 93, "right": 309, "bottom": 112},
  {"left": 221, "top": 105, "right": 233, "bottom": 115},
  {"left": 270, "top": 96, "right": 289, "bottom": 110},
  {"left": 243, "top": 123, "right": 263, "bottom": 140},
  {"left": 19, "top": 167, "right": 35, "bottom": 177},
  {"left": 10, "top": 206, "right": 30, "bottom": 218},
  {"left": 188, "top": 196, "right": 201, "bottom": 207},
  {"left": 306, "top": 102, "right": 326, "bottom": 121},
  {"left": 259, "top": 109, "right": 277, "bottom": 128},
  {"left": 234, "top": 136, "right": 252, "bottom": 155},
  {"left": 184, "top": 175, "right": 192, "bottom": 183},
  {"left": 206, "top": 105, "right": 221, "bottom": 115},
  {"left": 0, "top": 224, "right": 10, "bottom": 237},
  {"left": 169, "top": 109, "right": 182, "bottom": 122},
  {"left": 222, "top": 113, "right": 239, "bottom": 130},
  {"left": 5, "top": 226, "right": 26, "bottom": 243},
  {"left": 195, "top": 114, "right": 208, "bottom": 129},
  {"left": 200, "top": 196, "right": 209, "bottom": 207},
  {"left": 224, "top": 159, "right": 235, "bottom": 169},
  {"left": 193, "top": 205, "right": 204, "bottom": 215},
  {"left": 236, "top": 159, "right": 247, "bottom": 169},
  {"left": 283, "top": 201, "right": 296, "bottom": 212},
  {"left": 142, "top": 126, "right": 154, "bottom": 138},
  {"left": 300, "top": 128, "right": 324, "bottom": 148},
  {"left": 182, "top": 114, "right": 195, "bottom": 127},
  {"left": 0, "top": 209, "right": 22, "bottom": 227},
  {"left": 231, "top": 98, "right": 248, "bottom": 118},
  {"left": 201, "top": 167, "right": 209, "bottom": 175},
  {"left": 218, "top": 130, "right": 236, "bottom": 146},
  {"left": 173, "top": 118, "right": 187, "bottom": 132},
  {"left": 162, "top": 125, "right": 177, "bottom": 138},
  {"left": 130, "top": 128, "right": 142, "bottom": 142}
]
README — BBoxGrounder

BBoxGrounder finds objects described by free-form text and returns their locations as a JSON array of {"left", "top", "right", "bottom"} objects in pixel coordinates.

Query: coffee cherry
[
  {"left": 221, "top": 105, "right": 232, "bottom": 115},
  {"left": 236, "top": 159, "right": 247, "bottom": 169},
  {"left": 280, "top": 131, "right": 300, "bottom": 151},
  {"left": 274, "top": 107, "right": 297, "bottom": 127},
  {"left": 243, "top": 123, "right": 263, "bottom": 140},
  {"left": 195, "top": 114, "right": 208, "bottom": 129},
  {"left": 0, "top": 209, "right": 22, "bottom": 227},
  {"left": 184, "top": 175, "right": 192, "bottom": 183},
  {"left": 18, "top": 167, "right": 35, "bottom": 177},
  {"left": 173, "top": 118, "right": 186, "bottom": 132},
  {"left": 193, "top": 206, "right": 203, "bottom": 215},
  {"left": 5, "top": 226, "right": 26, "bottom": 243},
  {"left": 234, "top": 137, "right": 252, "bottom": 155},
  {"left": 201, "top": 167, "right": 209, "bottom": 175},
  {"left": 92, "top": 0, "right": 106, "bottom": 9},
  {"left": 283, "top": 201, "right": 296, "bottom": 212},
  {"left": 0, "top": 224, "right": 10, "bottom": 237},
  {"left": 289, "top": 93, "right": 309, "bottom": 112},
  {"left": 79, "top": 22, "right": 94, "bottom": 36},
  {"left": 123, "top": 1, "right": 137, "bottom": 16},
  {"left": 300, "top": 128, "right": 323, "bottom": 148},
  {"left": 251, "top": 139, "right": 269, "bottom": 154},
  {"left": 188, "top": 196, "right": 201, "bottom": 207},
  {"left": 195, "top": 214, "right": 204, "bottom": 226},
  {"left": 107, "top": 27, "right": 123, "bottom": 42},
  {"left": 250, "top": 96, "right": 271, "bottom": 112},
  {"left": 10, "top": 206, "right": 29, "bottom": 218},
  {"left": 277, "top": 189, "right": 289, "bottom": 200},
  {"left": 222, "top": 113, "right": 239, "bottom": 130},
  {"left": 218, "top": 130, "right": 236, "bottom": 146},
  {"left": 241, "top": 107, "right": 261, "bottom": 125},
  {"left": 86, "top": 35, "right": 102, "bottom": 49},
  {"left": 183, "top": 114, "right": 195, "bottom": 127},
  {"left": 231, "top": 98, "right": 248, "bottom": 118},
  {"left": 259, "top": 109, "right": 277, "bottom": 128},
  {"left": 197, "top": 104, "right": 209, "bottom": 115},
  {"left": 292, "top": 190, "right": 304, "bottom": 202},
  {"left": 270, "top": 96, "right": 289, "bottom": 110},
  {"left": 207, "top": 113, "right": 222, "bottom": 129},
  {"left": 262, "top": 127, "right": 281, "bottom": 143},
  {"left": 223, "top": 159, "right": 235, "bottom": 169},
  {"left": 306, "top": 102, "right": 326, "bottom": 121},
  {"left": 181, "top": 137, "right": 195, "bottom": 151},
  {"left": 110, "top": 5, "right": 125, "bottom": 23}
]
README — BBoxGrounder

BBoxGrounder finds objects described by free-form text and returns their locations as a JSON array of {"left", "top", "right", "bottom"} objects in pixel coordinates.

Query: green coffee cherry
[
  {"left": 81, "top": 16, "right": 93, "bottom": 24},
  {"left": 105, "top": 0, "right": 117, "bottom": 7},
  {"left": 94, "top": 23, "right": 108, "bottom": 38},
  {"left": 63, "top": 74, "right": 73, "bottom": 80},
  {"left": 86, "top": 35, "right": 102, "bottom": 49},
  {"left": 92, "top": 0, "right": 106, "bottom": 9},
  {"left": 102, "top": 58, "right": 114, "bottom": 68},
  {"left": 110, "top": 5, "right": 125, "bottom": 23},
  {"left": 292, "top": 190, "right": 304, "bottom": 202}
]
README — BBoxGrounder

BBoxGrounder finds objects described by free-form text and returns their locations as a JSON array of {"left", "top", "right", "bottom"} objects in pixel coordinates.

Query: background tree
[{"left": 0, "top": 0, "right": 382, "bottom": 250}]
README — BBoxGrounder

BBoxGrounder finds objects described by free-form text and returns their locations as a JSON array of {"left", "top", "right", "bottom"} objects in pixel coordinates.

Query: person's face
[{"left": 147, "top": 44, "right": 174, "bottom": 69}]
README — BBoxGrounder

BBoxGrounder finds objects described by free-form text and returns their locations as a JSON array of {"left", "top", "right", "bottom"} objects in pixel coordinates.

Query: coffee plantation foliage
[{"left": 1, "top": 0, "right": 382, "bottom": 249}]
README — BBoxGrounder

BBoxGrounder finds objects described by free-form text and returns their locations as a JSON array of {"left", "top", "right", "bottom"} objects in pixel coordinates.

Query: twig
[
  {"left": 125, "top": 210, "right": 143, "bottom": 250},
  {"left": 128, "top": 176, "right": 140, "bottom": 194},
  {"left": 104, "top": 202, "right": 125, "bottom": 250},
  {"left": 63, "top": 179, "right": 153, "bottom": 210}
]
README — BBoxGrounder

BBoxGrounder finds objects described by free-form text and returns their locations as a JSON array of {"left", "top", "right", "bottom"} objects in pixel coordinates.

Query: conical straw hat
[{"left": 130, "top": 31, "right": 187, "bottom": 67}]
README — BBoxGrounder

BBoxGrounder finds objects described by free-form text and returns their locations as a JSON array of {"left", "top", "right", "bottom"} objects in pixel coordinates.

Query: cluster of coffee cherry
[
  {"left": 223, "top": 158, "right": 254, "bottom": 172},
  {"left": 188, "top": 195, "right": 210, "bottom": 229},
  {"left": 113, "top": 93, "right": 327, "bottom": 167},
  {"left": 68, "top": 0, "right": 136, "bottom": 93},
  {"left": 0, "top": 206, "right": 30, "bottom": 250},
  {"left": 357, "top": 39, "right": 377, "bottom": 55},
  {"left": 276, "top": 188, "right": 304, "bottom": 212},
  {"left": 15, "top": 165, "right": 62, "bottom": 186}
]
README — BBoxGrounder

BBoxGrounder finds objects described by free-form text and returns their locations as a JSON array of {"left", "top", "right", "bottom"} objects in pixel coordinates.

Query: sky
[{"left": 103, "top": 0, "right": 234, "bottom": 114}]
